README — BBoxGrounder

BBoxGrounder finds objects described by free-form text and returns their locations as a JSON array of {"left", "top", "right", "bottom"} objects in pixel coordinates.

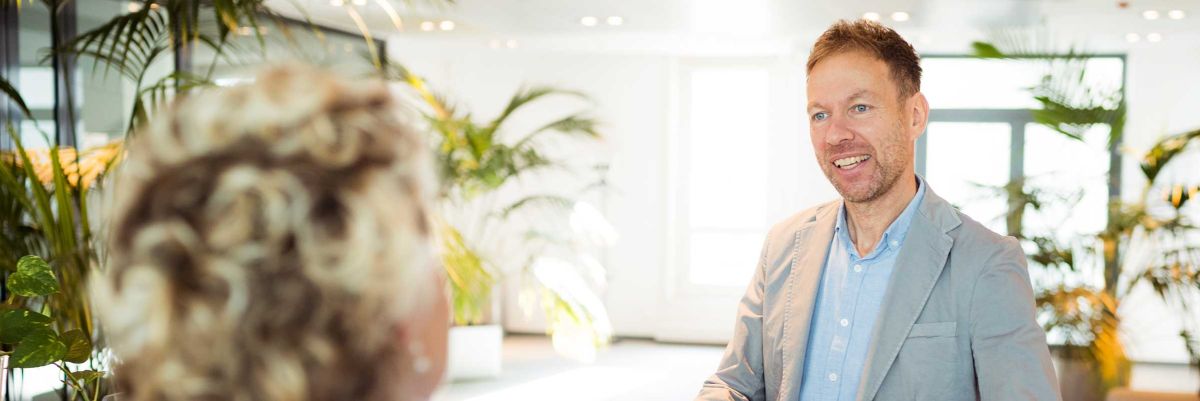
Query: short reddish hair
[{"left": 807, "top": 19, "right": 922, "bottom": 99}]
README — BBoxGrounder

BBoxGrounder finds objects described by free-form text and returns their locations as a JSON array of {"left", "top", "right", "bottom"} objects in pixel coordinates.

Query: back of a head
[
  {"left": 807, "top": 19, "right": 923, "bottom": 99},
  {"left": 93, "top": 65, "right": 440, "bottom": 401}
]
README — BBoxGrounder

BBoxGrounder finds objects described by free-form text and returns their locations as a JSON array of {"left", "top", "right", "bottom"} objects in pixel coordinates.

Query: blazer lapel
[
  {"left": 778, "top": 202, "right": 838, "bottom": 400},
  {"left": 856, "top": 189, "right": 961, "bottom": 401}
]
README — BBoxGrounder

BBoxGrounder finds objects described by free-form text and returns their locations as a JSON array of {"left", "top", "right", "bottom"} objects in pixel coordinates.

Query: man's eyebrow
[
  {"left": 808, "top": 89, "right": 875, "bottom": 111},
  {"left": 846, "top": 89, "right": 873, "bottom": 101}
]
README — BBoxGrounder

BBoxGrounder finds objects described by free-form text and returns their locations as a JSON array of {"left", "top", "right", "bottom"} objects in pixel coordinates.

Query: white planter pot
[
  {"left": 445, "top": 325, "right": 503, "bottom": 381},
  {"left": 1, "top": 355, "right": 7, "bottom": 401}
]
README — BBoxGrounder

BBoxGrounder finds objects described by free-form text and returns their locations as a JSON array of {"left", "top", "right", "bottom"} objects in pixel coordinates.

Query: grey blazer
[{"left": 697, "top": 186, "right": 1061, "bottom": 401}]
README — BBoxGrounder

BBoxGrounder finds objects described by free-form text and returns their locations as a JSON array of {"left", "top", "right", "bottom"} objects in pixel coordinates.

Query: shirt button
[
  {"left": 829, "top": 373, "right": 839, "bottom": 382},
  {"left": 853, "top": 264, "right": 863, "bottom": 272},
  {"left": 840, "top": 318, "right": 849, "bottom": 327}
]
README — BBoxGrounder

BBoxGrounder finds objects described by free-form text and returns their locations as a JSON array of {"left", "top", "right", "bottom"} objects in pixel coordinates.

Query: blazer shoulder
[
  {"left": 948, "top": 210, "right": 1024, "bottom": 273},
  {"left": 767, "top": 200, "right": 838, "bottom": 239}
]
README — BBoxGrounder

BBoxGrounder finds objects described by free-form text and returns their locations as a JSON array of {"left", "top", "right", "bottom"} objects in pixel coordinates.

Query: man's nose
[{"left": 824, "top": 115, "right": 853, "bottom": 146}]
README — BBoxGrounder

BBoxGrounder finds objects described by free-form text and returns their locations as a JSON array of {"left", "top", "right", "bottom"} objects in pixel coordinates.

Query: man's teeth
[{"left": 834, "top": 155, "right": 870, "bottom": 168}]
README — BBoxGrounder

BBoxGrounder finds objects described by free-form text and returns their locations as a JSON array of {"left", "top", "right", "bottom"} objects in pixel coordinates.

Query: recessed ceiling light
[
  {"left": 580, "top": 16, "right": 598, "bottom": 26},
  {"left": 1146, "top": 32, "right": 1162, "bottom": 42},
  {"left": 1143, "top": 10, "right": 1160, "bottom": 20},
  {"left": 1125, "top": 32, "right": 1141, "bottom": 42},
  {"left": 148, "top": 3, "right": 158, "bottom": 10},
  {"left": 506, "top": 39, "right": 519, "bottom": 49},
  {"left": 862, "top": 12, "right": 881, "bottom": 21},
  {"left": 489, "top": 39, "right": 501, "bottom": 49},
  {"left": 606, "top": 16, "right": 624, "bottom": 26},
  {"left": 439, "top": 20, "right": 455, "bottom": 31},
  {"left": 127, "top": 1, "right": 142, "bottom": 12},
  {"left": 1168, "top": 9, "right": 1186, "bottom": 19},
  {"left": 891, "top": 11, "right": 910, "bottom": 22},
  {"left": 420, "top": 21, "right": 435, "bottom": 31}
]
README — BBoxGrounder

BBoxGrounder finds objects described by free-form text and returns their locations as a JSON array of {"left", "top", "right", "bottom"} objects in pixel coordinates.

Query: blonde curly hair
[{"left": 92, "top": 64, "right": 442, "bottom": 401}]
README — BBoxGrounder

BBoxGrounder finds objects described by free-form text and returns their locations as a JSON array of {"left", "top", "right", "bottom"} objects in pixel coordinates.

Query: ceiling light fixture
[
  {"left": 580, "top": 16, "right": 598, "bottom": 26},
  {"left": 891, "top": 11, "right": 910, "bottom": 22},
  {"left": 420, "top": 21, "right": 435, "bottom": 31},
  {"left": 606, "top": 16, "right": 624, "bottom": 26},
  {"left": 862, "top": 12, "right": 881, "bottom": 21},
  {"left": 506, "top": 39, "right": 519, "bottom": 49},
  {"left": 439, "top": 20, "right": 455, "bottom": 31},
  {"left": 1146, "top": 32, "right": 1162, "bottom": 42},
  {"left": 148, "top": 3, "right": 158, "bottom": 10},
  {"left": 1143, "top": 10, "right": 1160, "bottom": 20},
  {"left": 127, "top": 1, "right": 142, "bottom": 12},
  {"left": 1168, "top": 9, "right": 1186, "bottom": 19},
  {"left": 1125, "top": 32, "right": 1141, "bottom": 43}
]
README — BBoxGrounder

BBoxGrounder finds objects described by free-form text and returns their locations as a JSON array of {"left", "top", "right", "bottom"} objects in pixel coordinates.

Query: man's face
[{"left": 806, "top": 50, "right": 921, "bottom": 203}]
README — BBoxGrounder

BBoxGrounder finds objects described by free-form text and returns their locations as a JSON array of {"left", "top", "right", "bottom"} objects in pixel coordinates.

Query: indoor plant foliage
[
  {"left": 1, "top": 255, "right": 104, "bottom": 401},
  {"left": 383, "top": 65, "right": 615, "bottom": 358},
  {"left": 975, "top": 37, "right": 1200, "bottom": 398}
]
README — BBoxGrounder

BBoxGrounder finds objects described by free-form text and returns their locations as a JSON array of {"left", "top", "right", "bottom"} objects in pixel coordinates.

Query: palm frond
[
  {"left": 1140, "top": 128, "right": 1200, "bottom": 183},
  {"left": 495, "top": 195, "right": 575, "bottom": 219},
  {"left": 489, "top": 87, "right": 589, "bottom": 133},
  {"left": 514, "top": 113, "right": 602, "bottom": 149},
  {"left": 127, "top": 71, "right": 213, "bottom": 133},
  {"left": 52, "top": 5, "right": 171, "bottom": 83},
  {"left": 0, "top": 76, "right": 32, "bottom": 119}
]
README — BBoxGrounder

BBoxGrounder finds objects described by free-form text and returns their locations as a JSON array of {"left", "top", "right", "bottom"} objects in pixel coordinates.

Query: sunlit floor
[
  {"left": 433, "top": 334, "right": 1200, "bottom": 401},
  {"left": 432, "top": 334, "right": 724, "bottom": 401}
]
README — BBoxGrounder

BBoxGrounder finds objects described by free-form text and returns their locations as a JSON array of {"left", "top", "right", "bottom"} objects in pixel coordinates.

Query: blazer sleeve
[
  {"left": 696, "top": 234, "right": 771, "bottom": 401},
  {"left": 969, "top": 237, "right": 1062, "bottom": 401}
]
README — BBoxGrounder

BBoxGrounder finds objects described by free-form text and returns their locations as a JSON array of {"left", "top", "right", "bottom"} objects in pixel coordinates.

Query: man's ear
[{"left": 909, "top": 92, "right": 930, "bottom": 141}]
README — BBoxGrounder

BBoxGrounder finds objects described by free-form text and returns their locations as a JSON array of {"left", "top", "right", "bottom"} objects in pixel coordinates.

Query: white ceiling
[{"left": 267, "top": 0, "right": 1200, "bottom": 51}]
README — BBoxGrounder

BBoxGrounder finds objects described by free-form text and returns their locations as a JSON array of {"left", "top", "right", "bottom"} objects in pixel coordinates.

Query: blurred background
[{"left": 1, "top": 0, "right": 1199, "bottom": 400}]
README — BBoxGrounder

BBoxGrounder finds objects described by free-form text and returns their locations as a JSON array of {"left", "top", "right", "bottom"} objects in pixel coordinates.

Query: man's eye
[
  {"left": 852, "top": 104, "right": 870, "bottom": 113},
  {"left": 812, "top": 112, "right": 828, "bottom": 121}
]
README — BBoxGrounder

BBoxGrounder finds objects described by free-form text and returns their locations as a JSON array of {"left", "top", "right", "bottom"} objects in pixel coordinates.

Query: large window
[
  {"left": 659, "top": 57, "right": 815, "bottom": 343},
  {"left": 919, "top": 56, "right": 1123, "bottom": 247},
  {"left": 681, "top": 66, "right": 772, "bottom": 286}
]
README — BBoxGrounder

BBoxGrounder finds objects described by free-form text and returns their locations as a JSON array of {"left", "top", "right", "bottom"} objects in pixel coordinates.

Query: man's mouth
[{"left": 833, "top": 155, "right": 871, "bottom": 169}]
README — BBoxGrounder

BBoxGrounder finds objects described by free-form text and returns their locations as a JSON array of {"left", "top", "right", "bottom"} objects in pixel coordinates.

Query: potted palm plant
[
  {"left": 1, "top": 82, "right": 119, "bottom": 399},
  {"left": 974, "top": 39, "right": 1200, "bottom": 400},
  {"left": 382, "top": 65, "right": 615, "bottom": 379}
]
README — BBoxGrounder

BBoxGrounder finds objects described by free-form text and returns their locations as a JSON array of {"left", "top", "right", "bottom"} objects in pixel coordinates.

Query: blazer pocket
[{"left": 907, "top": 322, "right": 956, "bottom": 338}]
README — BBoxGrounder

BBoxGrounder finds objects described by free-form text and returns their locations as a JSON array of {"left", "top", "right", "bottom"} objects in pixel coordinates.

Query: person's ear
[{"left": 909, "top": 92, "right": 930, "bottom": 141}]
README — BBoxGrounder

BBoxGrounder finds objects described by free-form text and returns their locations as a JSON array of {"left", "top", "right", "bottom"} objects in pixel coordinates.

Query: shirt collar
[{"left": 834, "top": 175, "right": 928, "bottom": 259}]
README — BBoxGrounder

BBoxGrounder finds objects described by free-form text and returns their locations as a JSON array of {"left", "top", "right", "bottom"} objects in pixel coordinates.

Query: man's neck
[{"left": 844, "top": 174, "right": 918, "bottom": 257}]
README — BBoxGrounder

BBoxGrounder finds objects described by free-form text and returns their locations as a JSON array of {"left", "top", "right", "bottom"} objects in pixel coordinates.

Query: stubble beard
[{"left": 822, "top": 127, "right": 910, "bottom": 204}]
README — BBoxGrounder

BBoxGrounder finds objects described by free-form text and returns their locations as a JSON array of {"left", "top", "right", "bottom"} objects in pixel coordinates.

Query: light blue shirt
[{"left": 799, "top": 176, "right": 927, "bottom": 401}]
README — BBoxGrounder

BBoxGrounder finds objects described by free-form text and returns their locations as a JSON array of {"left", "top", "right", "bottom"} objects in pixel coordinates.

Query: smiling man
[{"left": 696, "top": 20, "right": 1061, "bottom": 401}]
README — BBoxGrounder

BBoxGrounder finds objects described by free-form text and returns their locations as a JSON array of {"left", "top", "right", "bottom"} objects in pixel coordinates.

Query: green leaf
[
  {"left": 0, "top": 75, "right": 32, "bottom": 119},
  {"left": 8, "top": 255, "right": 60, "bottom": 297},
  {"left": 970, "top": 41, "right": 1006, "bottom": 59},
  {"left": 10, "top": 328, "right": 67, "bottom": 368},
  {"left": 68, "top": 370, "right": 104, "bottom": 383},
  {"left": 0, "top": 309, "right": 53, "bottom": 344},
  {"left": 61, "top": 329, "right": 92, "bottom": 363}
]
